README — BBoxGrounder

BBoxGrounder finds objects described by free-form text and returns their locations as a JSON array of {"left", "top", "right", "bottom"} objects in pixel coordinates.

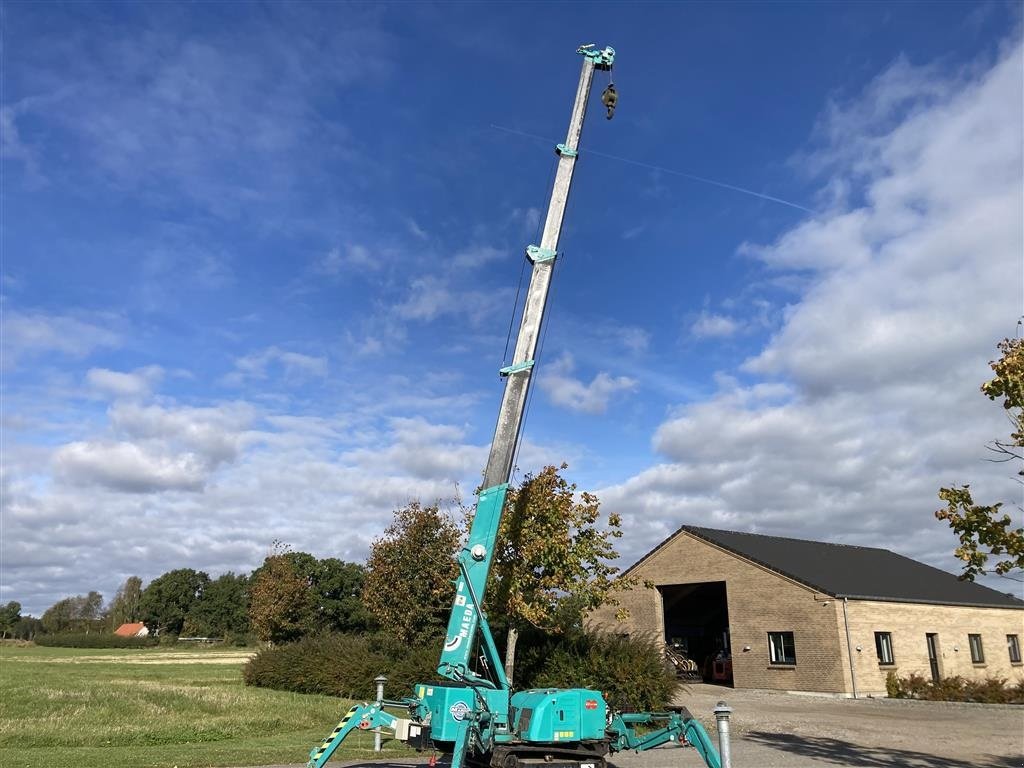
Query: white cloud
[
  {"left": 393, "top": 276, "right": 501, "bottom": 326},
  {"left": 406, "top": 218, "right": 429, "bottom": 241},
  {"left": 109, "top": 401, "right": 255, "bottom": 466},
  {"left": 452, "top": 245, "right": 504, "bottom": 269},
  {"left": 540, "top": 354, "right": 638, "bottom": 414},
  {"left": 3, "top": 310, "right": 121, "bottom": 365},
  {"left": 53, "top": 441, "right": 207, "bottom": 493},
  {"left": 225, "top": 346, "right": 327, "bottom": 384},
  {"left": 3, "top": 395, "right": 489, "bottom": 612},
  {"left": 316, "top": 244, "right": 377, "bottom": 275},
  {"left": 691, "top": 310, "right": 741, "bottom": 339},
  {"left": 507, "top": 206, "right": 542, "bottom": 237},
  {"left": 602, "top": 42, "right": 1024, "bottom": 580},
  {"left": 87, "top": 366, "right": 164, "bottom": 399}
]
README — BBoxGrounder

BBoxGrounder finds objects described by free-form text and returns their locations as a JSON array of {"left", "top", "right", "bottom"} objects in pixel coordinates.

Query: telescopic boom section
[{"left": 437, "top": 45, "right": 615, "bottom": 684}]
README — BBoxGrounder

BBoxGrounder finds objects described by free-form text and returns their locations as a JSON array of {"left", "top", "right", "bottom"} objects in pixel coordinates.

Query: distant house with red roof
[{"left": 114, "top": 622, "right": 149, "bottom": 637}]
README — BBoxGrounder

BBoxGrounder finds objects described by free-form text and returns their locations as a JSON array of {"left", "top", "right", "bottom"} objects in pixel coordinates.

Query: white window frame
[
  {"left": 768, "top": 631, "right": 796, "bottom": 665},
  {"left": 874, "top": 631, "right": 895, "bottom": 665}
]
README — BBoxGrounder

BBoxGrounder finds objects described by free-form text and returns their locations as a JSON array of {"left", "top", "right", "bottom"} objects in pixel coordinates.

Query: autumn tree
[
  {"left": 140, "top": 569, "right": 209, "bottom": 635},
  {"left": 936, "top": 337, "right": 1024, "bottom": 581},
  {"left": 108, "top": 576, "right": 143, "bottom": 628},
  {"left": 486, "top": 464, "right": 630, "bottom": 685},
  {"left": 249, "top": 544, "right": 315, "bottom": 644},
  {"left": 362, "top": 502, "right": 460, "bottom": 645}
]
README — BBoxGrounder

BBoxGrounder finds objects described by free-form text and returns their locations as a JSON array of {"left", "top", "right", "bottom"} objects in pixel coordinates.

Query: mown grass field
[{"left": 0, "top": 643, "right": 412, "bottom": 768}]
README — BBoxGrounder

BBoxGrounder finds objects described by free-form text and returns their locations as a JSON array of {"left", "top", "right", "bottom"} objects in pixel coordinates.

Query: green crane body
[{"left": 308, "top": 44, "right": 724, "bottom": 768}]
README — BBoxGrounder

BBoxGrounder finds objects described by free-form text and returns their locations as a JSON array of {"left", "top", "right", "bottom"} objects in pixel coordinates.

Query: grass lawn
[{"left": 0, "top": 643, "right": 413, "bottom": 768}]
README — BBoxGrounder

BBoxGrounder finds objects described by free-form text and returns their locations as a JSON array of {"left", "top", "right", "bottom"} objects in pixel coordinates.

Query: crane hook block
[{"left": 602, "top": 84, "right": 618, "bottom": 120}]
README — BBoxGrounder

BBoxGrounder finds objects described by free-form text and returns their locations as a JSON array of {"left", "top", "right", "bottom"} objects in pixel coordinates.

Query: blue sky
[{"left": 2, "top": 2, "right": 1022, "bottom": 614}]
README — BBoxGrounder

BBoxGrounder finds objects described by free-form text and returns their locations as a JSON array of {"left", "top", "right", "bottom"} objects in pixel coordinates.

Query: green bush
[
  {"left": 35, "top": 633, "right": 158, "bottom": 648},
  {"left": 243, "top": 632, "right": 440, "bottom": 698},
  {"left": 245, "top": 629, "right": 677, "bottom": 712},
  {"left": 529, "top": 632, "right": 679, "bottom": 711},
  {"left": 887, "top": 672, "right": 1024, "bottom": 704},
  {"left": 885, "top": 670, "right": 901, "bottom": 698}
]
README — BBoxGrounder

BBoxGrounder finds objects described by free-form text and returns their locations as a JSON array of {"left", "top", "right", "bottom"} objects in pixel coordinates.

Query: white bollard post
[
  {"left": 713, "top": 701, "right": 732, "bottom": 768},
  {"left": 374, "top": 675, "right": 387, "bottom": 752}
]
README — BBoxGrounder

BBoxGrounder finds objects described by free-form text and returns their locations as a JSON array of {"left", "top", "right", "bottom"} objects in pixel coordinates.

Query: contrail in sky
[{"left": 490, "top": 123, "right": 816, "bottom": 215}]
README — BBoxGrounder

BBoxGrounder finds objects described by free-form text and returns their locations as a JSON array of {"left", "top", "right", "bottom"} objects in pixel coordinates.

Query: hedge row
[
  {"left": 886, "top": 671, "right": 1024, "bottom": 704},
  {"left": 35, "top": 633, "right": 159, "bottom": 648},
  {"left": 243, "top": 632, "right": 439, "bottom": 699},
  {"left": 244, "top": 630, "right": 678, "bottom": 711}
]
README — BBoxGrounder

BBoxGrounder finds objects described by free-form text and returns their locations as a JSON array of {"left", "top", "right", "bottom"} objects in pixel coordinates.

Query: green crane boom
[{"left": 307, "top": 44, "right": 725, "bottom": 768}]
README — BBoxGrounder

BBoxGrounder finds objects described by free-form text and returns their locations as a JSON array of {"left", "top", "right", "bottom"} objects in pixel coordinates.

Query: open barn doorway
[{"left": 659, "top": 581, "right": 732, "bottom": 685}]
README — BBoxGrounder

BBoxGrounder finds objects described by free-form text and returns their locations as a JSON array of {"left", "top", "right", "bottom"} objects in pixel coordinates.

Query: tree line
[
  {"left": 4, "top": 554, "right": 372, "bottom": 643},
  {"left": 5, "top": 464, "right": 632, "bottom": 681}
]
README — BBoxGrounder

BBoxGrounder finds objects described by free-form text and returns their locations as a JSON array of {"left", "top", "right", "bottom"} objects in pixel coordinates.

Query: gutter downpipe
[{"left": 842, "top": 597, "right": 858, "bottom": 699}]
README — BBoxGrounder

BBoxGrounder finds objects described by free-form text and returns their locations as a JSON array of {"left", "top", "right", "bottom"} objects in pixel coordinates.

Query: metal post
[
  {"left": 713, "top": 701, "right": 732, "bottom": 768},
  {"left": 374, "top": 675, "right": 387, "bottom": 752},
  {"left": 842, "top": 597, "right": 859, "bottom": 699}
]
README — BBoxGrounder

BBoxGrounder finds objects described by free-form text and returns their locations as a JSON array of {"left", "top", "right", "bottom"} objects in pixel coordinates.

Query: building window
[
  {"left": 968, "top": 634, "right": 985, "bottom": 664},
  {"left": 1008, "top": 635, "right": 1022, "bottom": 664},
  {"left": 768, "top": 631, "right": 796, "bottom": 665},
  {"left": 874, "top": 631, "right": 895, "bottom": 665}
]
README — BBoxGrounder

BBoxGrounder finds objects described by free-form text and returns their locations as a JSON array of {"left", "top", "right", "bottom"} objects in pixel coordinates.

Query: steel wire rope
[
  {"left": 502, "top": 155, "right": 557, "bottom": 368},
  {"left": 511, "top": 162, "right": 581, "bottom": 486},
  {"left": 489, "top": 123, "right": 815, "bottom": 214}
]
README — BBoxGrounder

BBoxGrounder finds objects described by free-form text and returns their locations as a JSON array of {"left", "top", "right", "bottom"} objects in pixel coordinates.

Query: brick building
[{"left": 589, "top": 526, "right": 1024, "bottom": 696}]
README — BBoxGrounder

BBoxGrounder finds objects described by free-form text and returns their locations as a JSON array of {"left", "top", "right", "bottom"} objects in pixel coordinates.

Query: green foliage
[
  {"left": 885, "top": 670, "right": 900, "bottom": 698},
  {"left": 981, "top": 337, "right": 1024, "bottom": 447},
  {"left": 41, "top": 592, "right": 105, "bottom": 634},
  {"left": 526, "top": 631, "right": 678, "bottom": 711},
  {"left": 311, "top": 558, "right": 374, "bottom": 634},
  {"left": 243, "top": 632, "right": 439, "bottom": 698},
  {"left": 140, "top": 569, "right": 210, "bottom": 635},
  {"left": 362, "top": 502, "right": 461, "bottom": 644},
  {"left": 244, "top": 627, "right": 679, "bottom": 713},
  {"left": 492, "top": 464, "right": 630, "bottom": 633},
  {"left": 935, "top": 486, "right": 1024, "bottom": 580},
  {"left": 247, "top": 545, "right": 373, "bottom": 643},
  {"left": 108, "top": 576, "right": 143, "bottom": 628},
  {"left": 35, "top": 633, "right": 158, "bottom": 648},
  {"left": 936, "top": 337, "right": 1024, "bottom": 580},
  {"left": 9, "top": 616, "right": 42, "bottom": 641},
  {"left": 887, "top": 672, "right": 1024, "bottom": 704},
  {"left": 183, "top": 572, "right": 250, "bottom": 638},
  {"left": 0, "top": 601, "right": 22, "bottom": 638}
]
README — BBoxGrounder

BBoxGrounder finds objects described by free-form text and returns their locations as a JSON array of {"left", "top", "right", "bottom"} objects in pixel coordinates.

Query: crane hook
[{"left": 601, "top": 83, "right": 618, "bottom": 120}]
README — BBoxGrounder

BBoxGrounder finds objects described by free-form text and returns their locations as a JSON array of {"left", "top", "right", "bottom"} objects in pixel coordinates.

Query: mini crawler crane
[{"left": 308, "top": 44, "right": 724, "bottom": 768}]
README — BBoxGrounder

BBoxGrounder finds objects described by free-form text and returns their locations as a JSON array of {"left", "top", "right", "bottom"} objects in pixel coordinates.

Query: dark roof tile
[{"left": 662, "top": 526, "right": 1024, "bottom": 609}]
